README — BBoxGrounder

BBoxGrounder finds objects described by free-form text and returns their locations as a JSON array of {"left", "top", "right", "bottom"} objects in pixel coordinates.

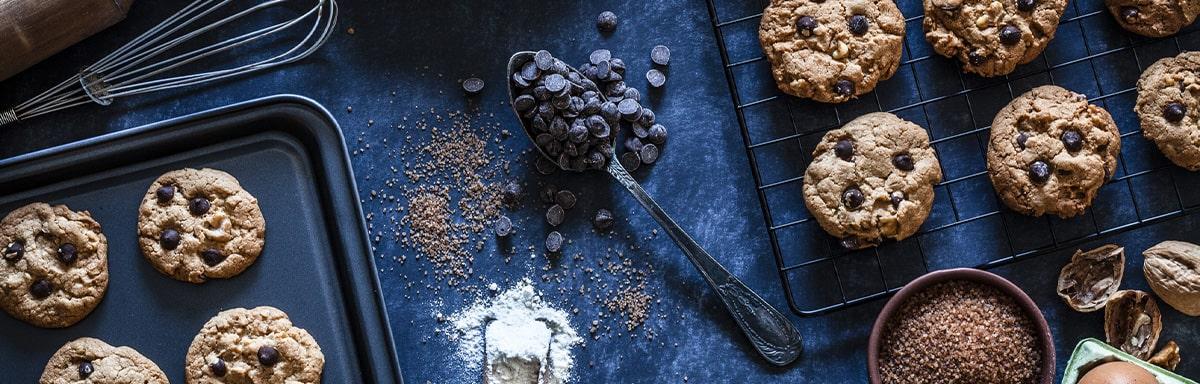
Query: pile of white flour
[{"left": 446, "top": 279, "right": 582, "bottom": 383}]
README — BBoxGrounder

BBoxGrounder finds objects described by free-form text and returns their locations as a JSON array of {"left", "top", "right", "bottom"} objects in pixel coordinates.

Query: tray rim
[{"left": 0, "top": 94, "right": 404, "bottom": 383}]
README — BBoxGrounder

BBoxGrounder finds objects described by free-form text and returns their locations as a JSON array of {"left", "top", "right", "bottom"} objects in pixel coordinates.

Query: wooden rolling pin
[{"left": 0, "top": 0, "right": 135, "bottom": 82}]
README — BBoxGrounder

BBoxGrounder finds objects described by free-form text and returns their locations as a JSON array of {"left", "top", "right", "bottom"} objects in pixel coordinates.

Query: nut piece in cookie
[
  {"left": 185, "top": 306, "right": 325, "bottom": 384},
  {"left": 0, "top": 202, "right": 108, "bottom": 328},
  {"left": 1057, "top": 244, "right": 1124, "bottom": 313},
  {"left": 1136, "top": 51, "right": 1200, "bottom": 170},
  {"left": 758, "top": 0, "right": 906, "bottom": 103},
  {"left": 137, "top": 168, "right": 265, "bottom": 283},
  {"left": 40, "top": 337, "right": 167, "bottom": 384},
  {"left": 986, "top": 85, "right": 1120, "bottom": 218},
  {"left": 923, "top": 0, "right": 1068, "bottom": 76},
  {"left": 1106, "top": 0, "right": 1200, "bottom": 37},
  {"left": 802, "top": 112, "right": 943, "bottom": 249}
]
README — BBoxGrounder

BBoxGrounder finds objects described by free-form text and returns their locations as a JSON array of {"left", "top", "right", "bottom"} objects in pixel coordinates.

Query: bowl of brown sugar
[{"left": 867, "top": 268, "right": 1055, "bottom": 384}]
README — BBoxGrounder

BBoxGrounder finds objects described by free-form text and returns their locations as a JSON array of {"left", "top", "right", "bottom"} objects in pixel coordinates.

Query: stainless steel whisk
[{"left": 0, "top": 0, "right": 338, "bottom": 127}]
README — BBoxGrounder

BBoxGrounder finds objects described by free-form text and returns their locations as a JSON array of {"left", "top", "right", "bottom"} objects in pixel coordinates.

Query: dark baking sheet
[{"left": 0, "top": 95, "right": 401, "bottom": 383}]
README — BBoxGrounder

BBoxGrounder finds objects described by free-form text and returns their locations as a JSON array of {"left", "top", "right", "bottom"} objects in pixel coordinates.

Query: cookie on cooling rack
[
  {"left": 923, "top": 0, "right": 1068, "bottom": 77},
  {"left": 803, "top": 112, "right": 943, "bottom": 249},
  {"left": 1107, "top": 0, "right": 1200, "bottom": 37},
  {"left": 1137, "top": 51, "right": 1200, "bottom": 170},
  {"left": 40, "top": 337, "right": 168, "bottom": 384},
  {"left": 987, "top": 85, "right": 1121, "bottom": 218},
  {"left": 758, "top": 0, "right": 906, "bottom": 103}
]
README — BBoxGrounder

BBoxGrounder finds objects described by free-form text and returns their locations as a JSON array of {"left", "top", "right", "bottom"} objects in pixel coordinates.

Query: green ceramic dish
[{"left": 1062, "top": 338, "right": 1196, "bottom": 384}]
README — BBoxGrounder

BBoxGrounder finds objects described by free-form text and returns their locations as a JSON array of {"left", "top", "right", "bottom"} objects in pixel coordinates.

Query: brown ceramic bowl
[{"left": 866, "top": 268, "right": 1055, "bottom": 384}]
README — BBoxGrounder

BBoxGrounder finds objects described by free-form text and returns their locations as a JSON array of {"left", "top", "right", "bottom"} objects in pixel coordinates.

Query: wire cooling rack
[{"left": 705, "top": 0, "right": 1200, "bottom": 316}]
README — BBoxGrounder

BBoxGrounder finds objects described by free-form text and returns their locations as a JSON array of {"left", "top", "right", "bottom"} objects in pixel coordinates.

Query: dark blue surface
[{"left": 2, "top": 0, "right": 1199, "bottom": 382}]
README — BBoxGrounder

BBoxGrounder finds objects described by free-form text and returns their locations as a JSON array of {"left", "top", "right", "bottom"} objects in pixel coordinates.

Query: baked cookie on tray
[
  {"left": 1136, "top": 51, "right": 1200, "bottom": 170},
  {"left": 987, "top": 85, "right": 1121, "bottom": 218},
  {"left": 923, "top": 0, "right": 1068, "bottom": 77},
  {"left": 40, "top": 337, "right": 167, "bottom": 384},
  {"left": 0, "top": 202, "right": 108, "bottom": 328},
  {"left": 758, "top": 0, "right": 906, "bottom": 103},
  {"left": 137, "top": 168, "right": 265, "bottom": 283},
  {"left": 803, "top": 112, "right": 943, "bottom": 249},
  {"left": 1107, "top": 0, "right": 1200, "bottom": 37},
  {"left": 185, "top": 306, "right": 324, "bottom": 384}
]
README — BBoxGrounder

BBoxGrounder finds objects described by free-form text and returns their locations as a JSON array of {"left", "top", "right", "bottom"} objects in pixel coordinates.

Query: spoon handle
[{"left": 604, "top": 159, "right": 803, "bottom": 366}]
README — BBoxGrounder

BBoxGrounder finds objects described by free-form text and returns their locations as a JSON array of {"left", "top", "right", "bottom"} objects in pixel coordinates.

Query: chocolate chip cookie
[
  {"left": 758, "top": 0, "right": 906, "bottom": 103},
  {"left": 987, "top": 85, "right": 1121, "bottom": 218},
  {"left": 40, "top": 337, "right": 167, "bottom": 384},
  {"left": 803, "top": 112, "right": 943, "bottom": 249},
  {"left": 137, "top": 168, "right": 265, "bottom": 283},
  {"left": 185, "top": 306, "right": 324, "bottom": 384},
  {"left": 923, "top": 0, "right": 1068, "bottom": 77},
  {"left": 1, "top": 203, "right": 108, "bottom": 328},
  {"left": 1137, "top": 51, "right": 1200, "bottom": 170},
  {"left": 1107, "top": 0, "right": 1200, "bottom": 37}
]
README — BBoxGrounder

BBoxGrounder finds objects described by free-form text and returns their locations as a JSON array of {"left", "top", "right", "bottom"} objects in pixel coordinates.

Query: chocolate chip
[
  {"left": 57, "top": 243, "right": 77, "bottom": 264},
  {"left": 520, "top": 61, "right": 540, "bottom": 81},
  {"left": 494, "top": 215, "right": 513, "bottom": 237},
  {"left": 544, "top": 74, "right": 567, "bottom": 93},
  {"left": 534, "top": 50, "right": 554, "bottom": 70},
  {"left": 890, "top": 192, "right": 904, "bottom": 208},
  {"left": 848, "top": 15, "right": 869, "bottom": 35},
  {"left": 462, "top": 77, "right": 485, "bottom": 95},
  {"left": 834, "top": 139, "right": 854, "bottom": 161},
  {"left": 796, "top": 16, "right": 818, "bottom": 35},
  {"left": 502, "top": 182, "right": 522, "bottom": 205},
  {"left": 1061, "top": 130, "right": 1083, "bottom": 152},
  {"left": 618, "top": 99, "right": 642, "bottom": 120},
  {"left": 540, "top": 184, "right": 558, "bottom": 203},
  {"left": 189, "top": 197, "right": 211, "bottom": 215},
  {"left": 156, "top": 185, "right": 176, "bottom": 203},
  {"left": 546, "top": 204, "right": 565, "bottom": 227},
  {"left": 1017, "top": 0, "right": 1037, "bottom": 11},
  {"left": 593, "top": 209, "right": 614, "bottom": 230},
  {"left": 843, "top": 187, "right": 865, "bottom": 209},
  {"left": 1017, "top": 131, "right": 1030, "bottom": 149},
  {"left": 651, "top": 45, "right": 671, "bottom": 66},
  {"left": 1120, "top": 6, "right": 1139, "bottom": 22},
  {"left": 833, "top": 79, "right": 855, "bottom": 97},
  {"left": 637, "top": 108, "right": 656, "bottom": 127},
  {"left": 597, "top": 11, "right": 618, "bottom": 32},
  {"left": 201, "top": 248, "right": 225, "bottom": 266},
  {"left": 30, "top": 279, "right": 52, "bottom": 299},
  {"left": 621, "top": 151, "right": 642, "bottom": 172},
  {"left": 625, "top": 137, "right": 644, "bottom": 152},
  {"left": 555, "top": 190, "right": 577, "bottom": 210},
  {"left": 640, "top": 143, "right": 660, "bottom": 164},
  {"left": 514, "top": 95, "right": 536, "bottom": 113},
  {"left": 999, "top": 25, "right": 1021, "bottom": 45},
  {"left": 646, "top": 69, "right": 667, "bottom": 88},
  {"left": 968, "top": 50, "right": 987, "bottom": 66},
  {"left": 589, "top": 49, "right": 612, "bottom": 65},
  {"left": 545, "top": 231, "right": 564, "bottom": 253},
  {"left": 4, "top": 241, "right": 23, "bottom": 261},
  {"left": 1164, "top": 102, "right": 1187, "bottom": 122},
  {"left": 257, "top": 346, "right": 280, "bottom": 366},
  {"left": 79, "top": 361, "right": 94, "bottom": 378},
  {"left": 647, "top": 124, "right": 668, "bottom": 145},
  {"left": 210, "top": 358, "right": 227, "bottom": 377},
  {"left": 535, "top": 157, "right": 557, "bottom": 175},
  {"left": 892, "top": 153, "right": 914, "bottom": 171},
  {"left": 1029, "top": 160, "right": 1051, "bottom": 183}
]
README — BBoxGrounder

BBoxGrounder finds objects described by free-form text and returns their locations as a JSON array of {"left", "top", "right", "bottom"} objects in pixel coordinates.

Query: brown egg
[{"left": 1078, "top": 361, "right": 1158, "bottom": 384}]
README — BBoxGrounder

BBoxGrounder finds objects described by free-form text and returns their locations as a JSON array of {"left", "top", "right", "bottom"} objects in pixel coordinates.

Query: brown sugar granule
[
  {"left": 879, "top": 280, "right": 1042, "bottom": 384},
  {"left": 605, "top": 286, "right": 651, "bottom": 331}
]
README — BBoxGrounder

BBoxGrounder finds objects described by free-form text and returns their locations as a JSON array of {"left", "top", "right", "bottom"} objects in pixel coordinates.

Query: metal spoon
[{"left": 506, "top": 51, "right": 803, "bottom": 366}]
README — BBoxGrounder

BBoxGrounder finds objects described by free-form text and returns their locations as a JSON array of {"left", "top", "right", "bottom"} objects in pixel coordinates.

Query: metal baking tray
[{"left": 0, "top": 95, "right": 402, "bottom": 383}]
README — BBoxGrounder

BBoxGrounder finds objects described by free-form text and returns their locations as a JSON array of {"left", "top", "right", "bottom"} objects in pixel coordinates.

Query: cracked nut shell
[
  {"left": 1149, "top": 340, "right": 1181, "bottom": 371},
  {"left": 1058, "top": 244, "right": 1125, "bottom": 312},
  {"left": 1143, "top": 240, "right": 1200, "bottom": 316},
  {"left": 1104, "top": 290, "right": 1163, "bottom": 360}
]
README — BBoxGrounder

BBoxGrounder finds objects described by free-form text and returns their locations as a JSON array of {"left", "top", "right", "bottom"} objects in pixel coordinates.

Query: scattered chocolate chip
[
  {"left": 637, "top": 108, "right": 656, "bottom": 127},
  {"left": 797, "top": 16, "right": 818, "bottom": 35},
  {"left": 546, "top": 204, "right": 565, "bottom": 227},
  {"left": 210, "top": 358, "right": 227, "bottom": 377},
  {"left": 640, "top": 143, "right": 660, "bottom": 164},
  {"left": 625, "top": 137, "right": 644, "bottom": 152},
  {"left": 4, "top": 241, "right": 23, "bottom": 261},
  {"left": 646, "top": 69, "right": 667, "bottom": 88},
  {"left": 597, "top": 11, "right": 618, "bottom": 32},
  {"left": 462, "top": 77, "right": 485, "bottom": 95},
  {"left": 647, "top": 124, "right": 668, "bottom": 145},
  {"left": 848, "top": 15, "right": 869, "bottom": 35},
  {"left": 590, "top": 49, "right": 612, "bottom": 65},
  {"left": 1164, "top": 102, "right": 1187, "bottom": 122},
  {"left": 189, "top": 197, "right": 211, "bottom": 215},
  {"left": 624, "top": 87, "right": 641, "bottom": 102},
  {"left": 257, "top": 346, "right": 280, "bottom": 366},
  {"left": 555, "top": 190, "right": 577, "bottom": 210},
  {"left": 1120, "top": 6, "right": 1139, "bottom": 22},
  {"left": 999, "top": 25, "right": 1021, "bottom": 45},
  {"left": 79, "top": 361, "right": 94, "bottom": 379},
  {"left": 834, "top": 139, "right": 854, "bottom": 161},
  {"left": 892, "top": 153, "right": 915, "bottom": 171},
  {"left": 1017, "top": 131, "right": 1030, "bottom": 149},
  {"left": 651, "top": 45, "right": 671, "bottom": 66},
  {"left": 502, "top": 182, "right": 522, "bottom": 205},
  {"left": 843, "top": 187, "right": 865, "bottom": 209},
  {"left": 1061, "top": 130, "right": 1083, "bottom": 152},
  {"left": 57, "top": 243, "right": 77, "bottom": 264},
  {"left": 593, "top": 209, "right": 614, "bottom": 230},
  {"left": 621, "top": 151, "right": 642, "bottom": 172},
  {"left": 833, "top": 79, "right": 855, "bottom": 96},
  {"left": 30, "top": 279, "right": 52, "bottom": 299},
  {"left": 546, "top": 231, "right": 564, "bottom": 253},
  {"left": 1016, "top": 0, "right": 1037, "bottom": 11},
  {"left": 1029, "top": 160, "right": 1051, "bottom": 183},
  {"left": 494, "top": 215, "right": 513, "bottom": 237},
  {"left": 890, "top": 192, "right": 904, "bottom": 208},
  {"left": 617, "top": 99, "right": 642, "bottom": 121},
  {"left": 156, "top": 185, "right": 176, "bottom": 203},
  {"left": 968, "top": 50, "right": 987, "bottom": 66},
  {"left": 201, "top": 248, "right": 225, "bottom": 266}
]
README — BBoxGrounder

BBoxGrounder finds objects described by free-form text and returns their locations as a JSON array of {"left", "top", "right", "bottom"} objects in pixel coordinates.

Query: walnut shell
[
  {"left": 1149, "top": 340, "right": 1181, "bottom": 371},
  {"left": 1057, "top": 244, "right": 1125, "bottom": 312},
  {"left": 1143, "top": 240, "right": 1200, "bottom": 316},
  {"left": 1104, "top": 290, "right": 1162, "bottom": 360}
]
